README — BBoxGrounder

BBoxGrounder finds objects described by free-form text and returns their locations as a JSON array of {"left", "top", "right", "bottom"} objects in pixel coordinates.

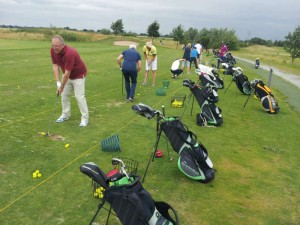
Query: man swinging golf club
[{"left": 50, "top": 35, "right": 89, "bottom": 127}]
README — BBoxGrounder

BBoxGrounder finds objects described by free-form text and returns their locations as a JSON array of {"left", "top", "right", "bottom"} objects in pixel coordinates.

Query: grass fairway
[{"left": 1, "top": 36, "right": 300, "bottom": 225}]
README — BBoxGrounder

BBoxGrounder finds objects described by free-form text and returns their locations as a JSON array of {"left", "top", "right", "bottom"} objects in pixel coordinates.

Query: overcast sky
[{"left": 1, "top": 0, "right": 299, "bottom": 41}]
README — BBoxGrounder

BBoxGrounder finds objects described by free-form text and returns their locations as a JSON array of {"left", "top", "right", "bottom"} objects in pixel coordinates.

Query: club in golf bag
[
  {"left": 196, "top": 65, "right": 224, "bottom": 89},
  {"left": 243, "top": 79, "right": 279, "bottom": 113},
  {"left": 182, "top": 79, "right": 223, "bottom": 126},
  {"left": 132, "top": 103, "right": 216, "bottom": 183},
  {"left": 80, "top": 161, "right": 179, "bottom": 225}
]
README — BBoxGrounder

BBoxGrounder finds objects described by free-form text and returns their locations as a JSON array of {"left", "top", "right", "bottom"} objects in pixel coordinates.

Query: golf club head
[
  {"left": 80, "top": 162, "right": 109, "bottom": 188},
  {"left": 132, "top": 103, "right": 161, "bottom": 119},
  {"left": 111, "top": 158, "right": 130, "bottom": 179}
]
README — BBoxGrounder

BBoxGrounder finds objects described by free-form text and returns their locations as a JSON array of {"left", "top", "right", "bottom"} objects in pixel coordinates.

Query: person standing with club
[
  {"left": 117, "top": 44, "right": 142, "bottom": 102},
  {"left": 142, "top": 42, "right": 157, "bottom": 87},
  {"left": 50, "top": 35, "right": 89, "bottom": 127}
]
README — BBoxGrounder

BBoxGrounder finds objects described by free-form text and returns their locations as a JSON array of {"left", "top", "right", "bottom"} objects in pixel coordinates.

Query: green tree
[
  {"left": 97, "top": 28, "right": 111, "bottom": 35},
  {"left": 170, "top": 25, "right": 185, "bottom": 49},
  {"left": 184, "top": 27, "right": 198, "bottom": 43},
  {"left": 284, "top": 26, "right": 300, "bottom": 63},
  {"left": 111, "top": 19, "right": 124, "bottom": 35},
  {"left": 147, "top": 20, "right": 160, "bottom": 42}
]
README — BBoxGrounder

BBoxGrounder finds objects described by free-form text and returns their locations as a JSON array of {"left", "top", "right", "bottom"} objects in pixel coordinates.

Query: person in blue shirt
[
  {"left": 190, "top": 45, "right": 199, "bottom": 70},
  {"left": 117, "top": 44, "right": 142, "bottom": 101}
]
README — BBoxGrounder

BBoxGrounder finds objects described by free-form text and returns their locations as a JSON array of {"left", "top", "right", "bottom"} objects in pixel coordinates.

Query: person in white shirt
[
  {"left": 170, "top": 59, "right": 185, "bottom": 78},
  {"left": 194, "top": 41, "right": 202, "bottom": 64}
]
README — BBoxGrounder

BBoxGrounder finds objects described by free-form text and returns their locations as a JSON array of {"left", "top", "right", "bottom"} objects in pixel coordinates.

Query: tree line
[{"left": 1, "top": 22, "right": 299, "bottom": 61}]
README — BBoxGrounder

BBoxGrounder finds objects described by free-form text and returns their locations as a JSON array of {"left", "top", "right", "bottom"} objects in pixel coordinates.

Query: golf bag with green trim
[
  {"left": 250, "top": 79, "right": 279, "bottom": 114},
  {"left": 80, "top": 163, "right": 179, "bottom": 225},
  {"left": 233, "top": 69, "right": 252, "bottom": 95},
  {"left": 160, "top": 117, "right": 215, "bottom": 183},
  {"left": 183, "top": 79, "right": 223, "bottom": 126}
]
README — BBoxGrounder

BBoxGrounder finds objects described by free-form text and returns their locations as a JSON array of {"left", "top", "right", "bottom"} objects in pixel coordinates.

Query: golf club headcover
[{"left": 80, "top": 162, "right": 109, "bottom": 188}]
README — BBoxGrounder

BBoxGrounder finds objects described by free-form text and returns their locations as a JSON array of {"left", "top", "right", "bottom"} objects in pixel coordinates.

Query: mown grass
[
  {"left": 232, "top": 45, "right": 300, "bottom": 75},
  {"left": 0, "top": 31, "right": 300, "bottom": 225}
]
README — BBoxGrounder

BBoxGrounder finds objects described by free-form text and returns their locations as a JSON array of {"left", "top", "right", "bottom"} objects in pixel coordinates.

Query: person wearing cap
[
  {"left": 189, "top": 45, "right": 199, "bottom": 70},
  {"left": 117, "top": 44, "right": 142, "bottom": 102},
  {"left": 142, "top": 42, "right": 157, "bottom": 86}
]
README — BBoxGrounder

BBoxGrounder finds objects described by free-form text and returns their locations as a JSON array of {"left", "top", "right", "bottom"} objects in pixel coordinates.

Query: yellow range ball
[
  {"left": 32, "top": 173, "right": 37, "bottom": 178},
  {"left": 37, "top": 173, "right": 42, "bottom": 178},
  {"left": 64, "top": 144, "right": 70, "bottom": 148}
]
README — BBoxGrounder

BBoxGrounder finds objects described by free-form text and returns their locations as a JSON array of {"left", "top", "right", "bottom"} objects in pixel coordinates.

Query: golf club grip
[{"left": 162, "top": 105, "right": 165, "bottom": 116}]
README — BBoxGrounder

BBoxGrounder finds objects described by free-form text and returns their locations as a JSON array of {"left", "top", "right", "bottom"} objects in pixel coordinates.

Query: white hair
[{"left": 129, "top": 44, "right": 136, "bottom": 49}]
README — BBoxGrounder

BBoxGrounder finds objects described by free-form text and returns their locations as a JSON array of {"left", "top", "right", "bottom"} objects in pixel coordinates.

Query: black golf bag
[
  {"left": 224, "top": 52, "right": 236, "bottom": 65},
  {"left": 233, "top": 69, "right": 252, "bottom": 95},
  {"left": 80, "top": 162, "right": 179, "bottom": 225},
  {"left": 132, "top": 103, "right": 215, "bottom": 183},
  {"left": 250, "top": 79, "right": 279, "bottom": 114},
  {"left": 196, "top": 65, "right": 224, "bottom": 89},
  {"left": 183, "top": 79, "right": 223, "bottom": 126},
  {"left": 160, "top": 117, "right": 215, "bottom": 183},
  {"left": 255, "top": 58, "right": 260, "bottom": 69}
]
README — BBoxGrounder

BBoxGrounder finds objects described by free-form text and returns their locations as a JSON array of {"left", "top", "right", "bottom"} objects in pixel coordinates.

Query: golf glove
[{"left": 56, "top": 81, "right": 62, "bottom": 88}]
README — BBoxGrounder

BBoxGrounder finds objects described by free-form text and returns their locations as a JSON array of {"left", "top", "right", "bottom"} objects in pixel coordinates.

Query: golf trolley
[
  {"left": 132, "top": 103, "right": 216, "bottom": 183},
  {"left": 80, "top": 157, "right": 179, "bottom": 225}
]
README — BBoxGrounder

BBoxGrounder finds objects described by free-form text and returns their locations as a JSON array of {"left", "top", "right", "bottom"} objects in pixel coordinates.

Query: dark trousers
[
  {"left": 189, "top": 57, "right": 198, "bottom": 69},
  {"left": 122, "top": 70, "right": 137, "bottom": 99},
  {"left": 171, "top": 69, "right": 183, "bottom": 76}
]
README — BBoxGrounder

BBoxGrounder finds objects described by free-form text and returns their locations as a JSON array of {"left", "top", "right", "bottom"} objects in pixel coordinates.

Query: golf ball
[
  {"left": 64, "top": 144, "right": 70, "bottom": 148},
  {"left": 32, "top": 173, "right": 37, "bottom": 178},
  {"left": 37, "top": 173, "right": 42, "bottom": 178},
  {"left": 41, "top": 132, "right": 46, "bottom": 136}
]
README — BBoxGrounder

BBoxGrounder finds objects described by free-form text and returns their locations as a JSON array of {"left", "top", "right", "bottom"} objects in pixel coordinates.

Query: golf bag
[
  {"left": 250, "top": 79, "right": 279, "bottom": 114},
  {"left": 80, "top": 162, "right": 178, "bottom": 225},
  {"left": 224, "top": 52, "right": 236, "bottom": 65},
  {"left": 183, "top": 79, "right": 223, "bottom": 126},
  {"left": 196, "top": 65, "right": 224, "bottom": 89},
  {"left": 160, "top": 117, "right": 215, "bottom": 183},
  {"left": 255, "top": 58, "right": 260, "bottom": 69},
  {"left": 233, "top": 69, "right": 252, "bottom": 95}
]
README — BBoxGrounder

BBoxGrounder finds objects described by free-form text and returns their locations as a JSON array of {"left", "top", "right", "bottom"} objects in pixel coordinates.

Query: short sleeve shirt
[
  {"left": 143, "top": 45, "right": 157, "bottom": 56},
  {"left": 122, "top": 48, "right": 141, "bottom": 71},
  {"left": 51, "top": 45, "right": 87, "bottom": 79}
]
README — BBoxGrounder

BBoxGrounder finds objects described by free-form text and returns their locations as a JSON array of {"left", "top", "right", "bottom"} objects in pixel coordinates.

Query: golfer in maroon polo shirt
[{"left": 51, "top": 35, "right": 89, "bottom": 127}]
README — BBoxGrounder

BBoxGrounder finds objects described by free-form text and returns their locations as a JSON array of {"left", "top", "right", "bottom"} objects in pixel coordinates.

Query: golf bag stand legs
[
  {"left": 180, "top": 92, "right": 195, "bottom": 119},
  {"left": 89, "top": 200, "right": 106, "bottom": 225},
  {"left": 142, "top": 116, "right": 163, "bottom": 183}
]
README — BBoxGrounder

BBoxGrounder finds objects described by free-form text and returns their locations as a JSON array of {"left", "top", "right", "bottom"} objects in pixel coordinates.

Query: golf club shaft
[{"left": 47, "top": 92, "right": 59, "bottom": 134}]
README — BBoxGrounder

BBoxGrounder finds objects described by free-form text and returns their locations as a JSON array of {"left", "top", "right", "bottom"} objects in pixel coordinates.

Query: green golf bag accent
[
  {"left": 233, "top": 70, "right": 251, "bottom": 95},
  {"left": 161, "top": 117, "right": 215, "bottom": 183}
]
